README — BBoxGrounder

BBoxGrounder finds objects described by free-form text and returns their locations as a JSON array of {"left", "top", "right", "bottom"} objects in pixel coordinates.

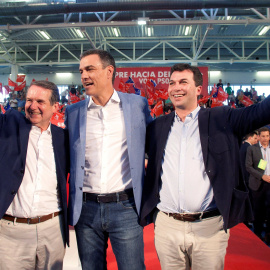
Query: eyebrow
[{"left": 79, "top": 65, "right": 95, "bottom": 71}]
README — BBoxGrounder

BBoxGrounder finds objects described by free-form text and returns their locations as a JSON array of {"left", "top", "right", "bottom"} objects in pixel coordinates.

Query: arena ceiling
[{"left": 0, "top": 0, "right": 270, "bottom": 74}]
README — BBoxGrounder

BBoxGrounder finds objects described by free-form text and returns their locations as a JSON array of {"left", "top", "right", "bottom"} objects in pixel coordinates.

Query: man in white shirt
[
  {"left": 9, "top": 93, "right": 18, "bottom": 110},
  {"left": 140, "top": 63, "right": 270, "bottom": 270},
  {"left": 0, "top": 80, "right": 69, "bottom": 270},
  {"left": 246, "top": 127, "right": 270, "bottom": 244},
  {"left": 65, "top": 49, "right": 152, "bottom": 270}
]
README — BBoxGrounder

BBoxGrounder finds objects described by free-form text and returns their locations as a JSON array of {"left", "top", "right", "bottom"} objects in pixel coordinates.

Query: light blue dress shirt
[{"left": 157, "top": 106, "right": 215, "bottom": 214}]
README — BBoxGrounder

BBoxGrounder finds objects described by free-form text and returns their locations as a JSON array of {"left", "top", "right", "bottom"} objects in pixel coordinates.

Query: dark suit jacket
[
  {"left": 140, "top": 96, "right": 270, "bottom": 231},
  {"left": 0, "top": 109, "right": 69, "bottom": 245},
  {"left": 240, "top": 141, "right": 252, "bottom": 185},
  {"left": 245, "top": 143, "right": 265, "bottom": 191}
]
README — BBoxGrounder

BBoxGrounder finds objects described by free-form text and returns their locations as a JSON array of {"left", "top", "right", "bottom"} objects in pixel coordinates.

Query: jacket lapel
[
  {"left": 198, "top": 108, "right": 210, "bottom": 166},
  {"left": 118, "top": 92, "right": 132, "bottom": 154},
  {"left": 19, "top": 118, "right": 31, "bottom": 163},
  {"left": 79, "top": 99, "right": 88, "bottom": 154},
  {"left": 156, "top": 112, "right": 174, "bottom": 165}
]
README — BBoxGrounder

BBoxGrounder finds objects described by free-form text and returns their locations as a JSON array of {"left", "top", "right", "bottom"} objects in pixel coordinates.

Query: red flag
[
  {"left": 151, "top": 100, "right": 163, "bottom": 117},
  {"left": 69, "top": 93, "right": 80, "bottom": 104},
  {"left": 210, "top": 84, "right": 217, "bottom": 96},
  {"left": 14, "top": 81, "right": 26, "bottom": 91},
  {"left": 140, "top": 89, "right": 146, "bottom": 97},
  {"left": 147, "top": 97, "right": 154, "bottom": 105},
  {"left": 50, "top": 112, "right": 65, "bottom": 128},
  {"left": 0, "top": 104, "right": 5, "bottom": 114},
  {"left": 156, "top": 89, "right": 169, "bottom": 100},
  {"left": 198, "top": 95, "right": 210, "bottom": 104},
  {"left": 8, "top": 78, "right": 17, "bottom": 87},
  {"left": 211, "top": 98, "right": 224, "bottom": 108},
  {"left": 16, "top": 75, "right": 26, "bottom": 83},
  {"left": 241, "top": 95, "right": 253, "bottom": 107},
  {"left": 145, "top": 79, "right": 155, "bottom": 99},
  {"left": 216, "top": 87, "right": 228, "bottom": 102}
]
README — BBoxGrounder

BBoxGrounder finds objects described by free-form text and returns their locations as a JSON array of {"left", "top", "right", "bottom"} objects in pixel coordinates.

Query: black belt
[
  {"left": 163, "top": 209, "right": 220, "bottom": 222},
  {"left": 2, "top": 211, "right": 61, "bottom": 224},
  {"left": 83, "top": 188, "right": 134, "bottom": 203}
]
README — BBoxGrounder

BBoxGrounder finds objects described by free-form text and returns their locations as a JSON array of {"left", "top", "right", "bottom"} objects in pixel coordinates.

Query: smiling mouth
[
  {"left": 29, "top": 112, "right": 41, "bottom": 116},
  {"left": 84, "top": 82, "right": 94, "bottom": 87},
  {"left": 174, "top": 94, "right": 185, "bottom": 98}
]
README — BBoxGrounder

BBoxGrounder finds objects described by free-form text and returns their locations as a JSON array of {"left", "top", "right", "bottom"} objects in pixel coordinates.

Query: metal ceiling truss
[
  {"left": 0, "top": 6, "right": 270, "bottom": 72},
  {"left": 1, "top": 39, "right": 269, "bottom": 67}
]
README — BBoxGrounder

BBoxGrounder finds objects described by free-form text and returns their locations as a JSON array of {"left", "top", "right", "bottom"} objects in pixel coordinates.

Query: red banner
[
  {"left": 8, "top": 78, "right": 17, "bottom": 87},
  {"left": 16, "top": 74, "right": 26, "bottom": 83},
  {"left": 114, "top": 66, "right": 208, "bottom": 97},
  {"left": 14, "top": 81, "right": 26, "bottom": 91}
]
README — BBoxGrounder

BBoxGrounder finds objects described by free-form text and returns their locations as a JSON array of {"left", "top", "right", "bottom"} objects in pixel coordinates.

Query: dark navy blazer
[
  {"left": 0, "top": 109, "right": 69, "bottom": 245},
  {"left": 140, "top": 96, "right": 270, "bottom": 231}
]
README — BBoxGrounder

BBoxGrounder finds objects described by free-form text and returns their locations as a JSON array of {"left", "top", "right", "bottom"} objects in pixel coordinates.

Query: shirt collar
[
  {"left": 88, "top": 90, "right": 120, "bottom": 108},
  {"left": 31, "top": 123, "right": 51, "bottom": 135},
  {"left": 259, "top": 142, "right": 270, "bottom": 149},
  {"left": 175, "top": 106, "right": 200, "bottom": 122}
]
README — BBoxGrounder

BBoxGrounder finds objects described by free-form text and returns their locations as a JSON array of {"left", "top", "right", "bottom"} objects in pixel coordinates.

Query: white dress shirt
[
  {"left": 158, "top": 106, "right": 215, "bottom": 213},
  {"left": 6, "top": 124, "right": 61, "bottom": 218},
  {"left": 83, "top": 90, "right": 132, "bottom": 193}
]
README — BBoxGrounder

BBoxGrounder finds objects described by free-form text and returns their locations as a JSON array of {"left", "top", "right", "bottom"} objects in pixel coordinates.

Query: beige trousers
[
  {"left": 154, "top": 210, "right": 229, "bottom": 270},
  {"left": 0, "top": 214, "right": 65, "bottom": 270}
]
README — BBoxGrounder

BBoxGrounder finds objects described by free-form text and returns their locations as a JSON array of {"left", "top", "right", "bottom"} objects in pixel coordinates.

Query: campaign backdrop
[{"left": 114, "top": 66, "right": 208, "bottom": 96}]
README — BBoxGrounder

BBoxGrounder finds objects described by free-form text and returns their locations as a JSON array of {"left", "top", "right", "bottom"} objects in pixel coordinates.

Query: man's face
[
  {"left": 25, "top": 85, "right": 58, "bottom": 131},
  {"left": 79, "top": 54, "right": 114, "bottom": 99},
  {"left": 250, "top": 134, "right": 258, "bottom": 145},
  {"left": 168, "top": 70, "right": 201, "bottom": 112},
  {"left": 259, "top": 131, "right": 270, "bottom": 146}
]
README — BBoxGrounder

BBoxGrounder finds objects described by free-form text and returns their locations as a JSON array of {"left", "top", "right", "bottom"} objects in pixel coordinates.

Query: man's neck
[
  {"left": 92, "top": 89, "right": 114, "bottom": 107},
  {"left": 175, "top": 106, "right": 198, "bottom": 122}
]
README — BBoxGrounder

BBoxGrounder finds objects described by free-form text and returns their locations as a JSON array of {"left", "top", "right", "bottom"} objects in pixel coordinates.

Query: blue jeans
[{"left": 75, "top": 197, "right": 145, "bottom": 270}]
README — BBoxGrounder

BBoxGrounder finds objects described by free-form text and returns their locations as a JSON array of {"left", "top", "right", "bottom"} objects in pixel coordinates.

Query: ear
[
  {"left": 107, "top": 65, "right": 114, "bottom": 80},
  {"left": 196, "top": 85, "right": 202, "bottom": 96},
  {"left": 53, "top": 102, "right": 59, "bottom": 113}
]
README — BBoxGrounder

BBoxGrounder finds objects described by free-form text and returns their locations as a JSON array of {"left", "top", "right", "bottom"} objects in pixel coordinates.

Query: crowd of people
[
  {"left": 0, "top": 49, "right": 270, "bottom": 270},
  {"left": 216, "top": 79, "right": 266, "bottom": 108}
]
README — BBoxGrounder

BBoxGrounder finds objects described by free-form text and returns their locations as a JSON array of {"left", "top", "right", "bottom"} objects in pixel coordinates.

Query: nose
[
  {"left": 81, "top": 70, "right": 88, "bottom": 80},
  {"left": 29, "top": 101, "right": 38, "bottom": 110}
]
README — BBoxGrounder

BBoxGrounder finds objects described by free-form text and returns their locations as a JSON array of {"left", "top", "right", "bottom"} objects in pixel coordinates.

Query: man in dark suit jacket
[
  {"left": 140, "top": 63, "right": 270, "bottom": 270},
  {"left": 0, "top": 80, "right": 69, "bottom": 270},
  {"left": 246, "top": 127, "right": 270, "bottom": 243},
  {"left": 240, "top": 131, "right": 258, "bottom": 185}
]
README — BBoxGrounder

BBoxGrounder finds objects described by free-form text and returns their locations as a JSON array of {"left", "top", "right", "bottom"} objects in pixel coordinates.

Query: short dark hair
[
  {"left": 80, "top": 49, "right": 116, "bottom": 83},
  {"left": 170, "top": 63, "right": 203, "bottom": 87},
  {"left": 245, "top": 131, "right": 258, "bottom": 139},
  {"left": 258, "top": 127, "right": 270, "bottom": 135},
  {"left": 28, "top": 80, "right": 59, "bottom": 105}
]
